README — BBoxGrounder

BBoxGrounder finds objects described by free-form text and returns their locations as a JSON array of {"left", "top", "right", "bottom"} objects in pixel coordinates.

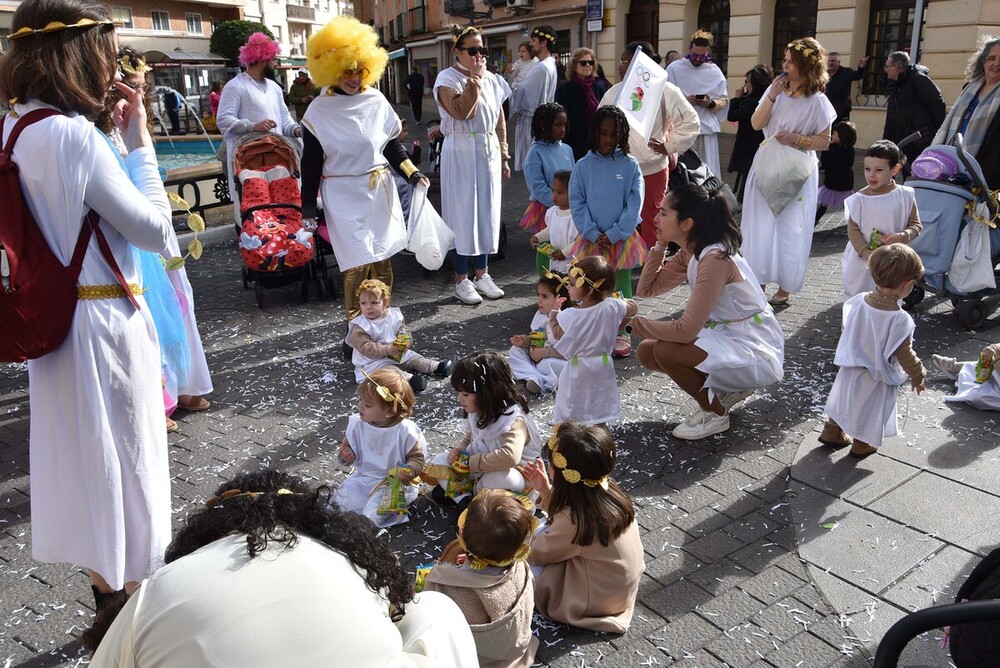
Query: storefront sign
[{"left": 586, "top": 0, "right": 603, "bottom": 32}]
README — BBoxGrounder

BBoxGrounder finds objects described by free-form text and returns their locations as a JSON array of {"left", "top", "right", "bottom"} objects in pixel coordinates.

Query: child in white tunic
[
  {"left": 932, "top": 343, "right": 1000, "bottom": 411},
  {"left": 509, "top": 274, "right": 569, "bottom": 395},
  {"left": 347, "top": 279, "right": 455, "bottom": 392},
  {"left": 842, "top": 140, "right": 921, "bottom": 297},
  {"left": 550, "top": 256, "right": 638, "bottom": 425},
  {"left": 821, "top": 245, "right": 927, "bottom": 459},
  {"left": 334, "top": 369, "right": 426, "bottom": 527},
  {"left": 425, "top": 352, "right": 543, "bottom": 501},
  {"left": 530, "top": 170, "right": 578, "bottom": 275}
]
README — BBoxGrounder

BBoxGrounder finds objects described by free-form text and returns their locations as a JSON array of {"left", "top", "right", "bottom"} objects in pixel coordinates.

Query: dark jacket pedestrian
[
  {"left": 825, "top": 54, "right": 868, "bottom": 121},
  {"left": 405, "top": 69, "right": 425, "bottom": 123},
  {"left": 554, "top": 48, "right": 606, "bottom": 161},
  {"left": 883, "top": 61, "right": 946, "bottom": 169},
  {"left": 727, "top": 64, "right": 771, "bottom": 201},
  {"left": 287, "top": 69, "right": 319, "bottom": 120}
]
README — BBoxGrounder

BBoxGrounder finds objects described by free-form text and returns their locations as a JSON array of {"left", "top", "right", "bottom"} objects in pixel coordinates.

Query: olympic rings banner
[{"left": 612, "top": 47, "right": 668, "bottom": 143}]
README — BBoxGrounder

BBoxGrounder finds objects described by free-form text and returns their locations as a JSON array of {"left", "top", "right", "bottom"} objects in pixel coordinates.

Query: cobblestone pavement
[{"left": 1, "top": 106, "right": 997, "bottom": 667}]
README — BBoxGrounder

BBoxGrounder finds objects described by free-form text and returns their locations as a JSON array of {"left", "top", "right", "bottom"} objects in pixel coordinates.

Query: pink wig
[{"left": 239, "top": 32, "right": 281, "bottom": 67}]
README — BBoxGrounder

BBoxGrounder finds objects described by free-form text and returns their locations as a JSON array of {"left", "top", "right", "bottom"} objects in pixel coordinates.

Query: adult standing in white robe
[
  {"left": 435, "top": 25, "right": 511, "bottom": 305},
  {"left": 666, "top": 31, "right": 729, "bottom": 179},
  {"left": 300, "top": 17, "right": 426, "bottom": 321},
  {"left": 0, "top": 1, "right": 174, "bottom": 635},
  {"left": 741, "top": 38, "right": 836, "bottom": 306},
  {"left": 509, "top": 25, "right": 558, "bottom": 172},
  {"left": 216, "top": 32, "right": 301, "bottom": 226}
]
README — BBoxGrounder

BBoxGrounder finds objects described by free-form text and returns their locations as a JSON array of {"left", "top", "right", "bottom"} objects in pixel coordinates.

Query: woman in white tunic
[
  {"left": 92, "top": 470, "right": 479, "bottom": 667},
  {"left": 300, "top": 17, "right": 426, "bottom": 321},
  {"left": 633, "top": 184, "right": 785, "bottom": 441},
  {"left": 741, "top": 38, "right": 836, "bottom": 306},
  {"left": 0, "top": 0, "right": 173, "bottom": 638},
  {"left": 434, "top": 25, "right": 511, "bottom": 305}
]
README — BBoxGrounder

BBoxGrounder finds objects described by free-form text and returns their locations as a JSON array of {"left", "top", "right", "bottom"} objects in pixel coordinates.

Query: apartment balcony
[
  {"left": 407, "top": 5, "right": 426, "bottom": 35},
  {"left": 443, "top": 0, "right": 473, "bottom": 17},
  {"left": 287, "top": 3, "right": 316, "bottom": 22}
]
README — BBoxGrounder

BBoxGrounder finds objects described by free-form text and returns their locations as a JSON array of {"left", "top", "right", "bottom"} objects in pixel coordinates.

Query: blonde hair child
[{"left": 332, "top": 368, "right": 426, "bottom": 527}]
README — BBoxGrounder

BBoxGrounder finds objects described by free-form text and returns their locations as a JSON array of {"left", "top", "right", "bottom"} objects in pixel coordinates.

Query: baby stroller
[
  {"left": 904, "top": 134, "right": 1000, "bottom": 330},
  {"left": 233, "top": 133, "right": 328, "bottom": 308},
  {"left": 311, "top": 204, "right": 340, "bottom": 299}
]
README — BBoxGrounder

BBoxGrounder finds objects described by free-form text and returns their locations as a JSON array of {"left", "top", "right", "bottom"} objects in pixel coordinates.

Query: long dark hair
[
  {"left": 745, "top": 64, "right": 774, "bottom": 99},
  {"left": 450, "top": 351, "right": 529, "bottom": 430},
  {"left": 166, "top": 469, "right": 414, "bottom": 621},
  {"left": 546, "top": 423, "right": 634, "bottom": 547},
  {"left": 667, "top": 182, "right": 742, "bottom": 258},
  {"left": 0, "top": 0, "right": 118, "bottom": 118},
  {"left": 586, "top": 105, "right": 630, "bottom": 156},
  {"left": 623, "top": 41, "right": 662, "bottom": 65}
]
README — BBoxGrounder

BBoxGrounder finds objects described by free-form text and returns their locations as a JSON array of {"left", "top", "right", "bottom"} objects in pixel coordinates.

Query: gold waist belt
[{"left": 77, "top": 283, "right": 145, "bottom": 300}]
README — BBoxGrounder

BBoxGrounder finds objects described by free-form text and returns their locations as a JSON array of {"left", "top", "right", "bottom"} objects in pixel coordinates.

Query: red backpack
[{"left": 0, "top": 109, "right": 138, "bottom": 363}]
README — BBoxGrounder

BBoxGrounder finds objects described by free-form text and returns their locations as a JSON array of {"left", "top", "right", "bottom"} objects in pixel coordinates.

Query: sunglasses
[
  {"left": 459, "top": 47, "right": 486, "bottom": 57},
  {"left": 342, "top": 67, "right": 370, "bottom": 79},
  {"left": 578, "top": 60, "right": 595, "bottom": 67}
]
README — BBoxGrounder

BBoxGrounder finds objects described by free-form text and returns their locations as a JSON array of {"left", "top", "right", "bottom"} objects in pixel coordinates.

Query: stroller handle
[
  {"left": 873, "top": 599, "right": 1000, "bottom": 668},
  {"left": 896, "top": 131, "right": 922, "bottom": 150}
]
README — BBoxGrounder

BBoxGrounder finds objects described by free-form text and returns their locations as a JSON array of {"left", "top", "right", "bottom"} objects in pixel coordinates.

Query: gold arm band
[
  {"left": 78, "top": 283, "right": 145, "bottom": 300},
  {"left": 400, "top": 159, "right": 418, "bottom": 179}
]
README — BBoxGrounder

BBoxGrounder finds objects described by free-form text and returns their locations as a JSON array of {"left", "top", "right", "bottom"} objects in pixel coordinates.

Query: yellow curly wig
[{"left": 307, "top": 16, "right": 387, "bottom": 89}]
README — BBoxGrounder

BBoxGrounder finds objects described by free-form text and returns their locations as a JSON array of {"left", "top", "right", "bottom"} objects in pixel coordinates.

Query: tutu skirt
[
  {"left": 518, "top": 200, "right": 548, "bottom": 233},
  {"left": 568, "top": 229, "right": 649, "bottom": 270},
  {"left": 817, "top": 186, "right": 852, "bottom": 209}
]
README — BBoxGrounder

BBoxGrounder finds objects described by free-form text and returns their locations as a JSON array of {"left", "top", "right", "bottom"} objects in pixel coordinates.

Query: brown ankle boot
[
  {"left": 818, "top": 420, "right": 851, "bottom": 447},
  {"left": 80, "top": 586, "right": 129, "bottom": 652},
  {"left": 849, "top": 440, "right": 878, "bottom": 459}
]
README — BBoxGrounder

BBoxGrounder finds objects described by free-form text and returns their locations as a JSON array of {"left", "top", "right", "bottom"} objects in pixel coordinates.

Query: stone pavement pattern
[{"left": 1, "top": 109, "right": 998, "bottom": 667}]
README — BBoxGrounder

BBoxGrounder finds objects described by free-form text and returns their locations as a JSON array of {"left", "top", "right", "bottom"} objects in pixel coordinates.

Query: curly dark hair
[
  {"left": 165, "top": 469, "right": 414, "bottom": 621},
  {"left": 546, "top": 423, "right": 635, "bottom": 547},
  {"left": 531, "top": 102, "right": 566, "bottom": 142},
  {"left": 666, "top": 182, "right": 741, "bottom": 259},
  {"left": 586, "top": 105, "right": 630, "bottom": 156},
  {"left": 450, "top": 351, "right": 529, "bottom": 430}
]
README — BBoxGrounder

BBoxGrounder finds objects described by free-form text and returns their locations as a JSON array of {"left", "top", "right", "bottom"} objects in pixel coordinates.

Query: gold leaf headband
[
  {"left": 119, "top": 54, "right": 152, "bottom": 75},
  {"left": 788, "top": 42, "right": 821, "bottom": 62},
  {"left": 9, "top": 18, "right": 120, "bottom": 40},
  {"left": 361, "top": 368, "right": 408, "bottom": 413},
  {"left": 205, "top": 487, "right": 298, "bottom": 508},
  {"left": 452, "top": 25, "right": 479, "bottom": 44},
  {"left": 456, "top": 491, "right": 538, "bottom": 570},
  {"left": 547, "top": 426, "right": 609, "bottom": 489},
  {"left": 690, "top": 29, "right": 714, "bottom": 45},
  {"left": 532, "top": 29, "right": 556, "bottom": 43},
  {"left": 544, "top": 258, "right": 604, "bottom": 292}
]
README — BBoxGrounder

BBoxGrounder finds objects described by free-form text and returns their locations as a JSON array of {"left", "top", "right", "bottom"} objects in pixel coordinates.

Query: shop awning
[
  {"left": 144, "top": 50, "right": 228, "bottom": 64},
  {"left": 388, "top": 48, "right": 407, "bottom": 59}
]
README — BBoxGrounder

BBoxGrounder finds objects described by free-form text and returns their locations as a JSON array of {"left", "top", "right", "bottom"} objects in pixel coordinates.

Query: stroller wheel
[
  {"left": 325, "top": 275, "right": 339, "bottom": 299},
  {"left": 300, "top": 279, "right": 310, "bottom": 303},
  {"left": 242, "top": 266, "right": 250, "bottom": 290},
  {"left": 902, "top": 286, "right": 924, "bottom": 311},
  {"left": 255, "top": 282, "right": 265, "bottom": 309},
  {"left": 956, "top": 299, "right": 988, "bottom": 330},
  {"left": 315, "top": 275, "right": 328, "bottom": 302}
]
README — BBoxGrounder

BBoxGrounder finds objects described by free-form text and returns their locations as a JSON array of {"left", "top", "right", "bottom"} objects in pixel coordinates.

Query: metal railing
[{"left": 286, "top": 4, "right": 316, "bottom": 21}]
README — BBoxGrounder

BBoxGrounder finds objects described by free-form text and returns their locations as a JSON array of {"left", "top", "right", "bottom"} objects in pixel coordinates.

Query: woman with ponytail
[{"left": 629, "top": 184, "right": 785, "bottom": 440}]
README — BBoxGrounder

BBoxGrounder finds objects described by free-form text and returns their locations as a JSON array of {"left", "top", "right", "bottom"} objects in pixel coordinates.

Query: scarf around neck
[
  {"left": 571, "top": 73, "right": 599, "bottom": 120},
  {"left": 936, "top": 76, "right": 1000, "bottom": 158}
]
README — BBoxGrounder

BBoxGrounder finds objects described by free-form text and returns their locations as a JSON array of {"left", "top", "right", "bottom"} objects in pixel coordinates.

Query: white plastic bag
[
  {"left": 950, "top": 211, "right": 996, "bottom": 293},
  {"left": 753, "top": 138, "right": 816, "bottom": 216},
  {"left": 407, "top": 183, "right": 455, "bottom": 271}
]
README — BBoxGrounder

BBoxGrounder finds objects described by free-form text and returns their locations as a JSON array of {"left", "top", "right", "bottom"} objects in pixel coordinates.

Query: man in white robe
[
  {"left": 509, "top": 25, "right": 558, "bottom": 171},
  {"left": 666, "top": 30, "right": 729, "bottom": 179},
  {"left": 216, "top": 33, "right": 301, "bottom": 226}
]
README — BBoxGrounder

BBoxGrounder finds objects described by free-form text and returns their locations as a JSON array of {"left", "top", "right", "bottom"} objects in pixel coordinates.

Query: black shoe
[
  {"left": 431, "top": 485, "right": 457, "bottom": 507},
  {"left": 409, "top": 375, "right": 428, "bottom": 393},
  {"left": 435, "top": 356, "right": 458, "bottom": 378},
  {"left": 81, "top": 586, "right": 128, "bottom": 651}
]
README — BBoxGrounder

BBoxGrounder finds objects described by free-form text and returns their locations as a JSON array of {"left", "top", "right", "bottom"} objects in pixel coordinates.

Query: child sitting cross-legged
[
  {"left": 509, "top": 273, "right": 570, "bottom": 395},
  {"left": 347, "top": 279, "right": 456, "bottom": 393},
  {"left": 423, "top": 489, "right": 539, "bottom": 668}
]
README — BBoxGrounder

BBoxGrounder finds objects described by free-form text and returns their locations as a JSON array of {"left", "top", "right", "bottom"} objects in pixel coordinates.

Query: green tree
[{"left": 210, "top": 21, "right": 275, "bottom": 64}]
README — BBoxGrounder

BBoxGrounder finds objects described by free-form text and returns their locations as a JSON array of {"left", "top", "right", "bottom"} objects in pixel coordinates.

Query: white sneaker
[
  {"left": 455, "top": 279, "right": 483, "bottom": 304},
  {"left": 525, "top": 379, "right": 541, "bottom": 394},
  {"left": 931, "top": 354, "right": 962, "bottom": 380},
  {"left": 672, "top": 408, "right": 731, "bottom": 440},
  {"left": 718, "top": 389, "right": 754, "bottom": 412},
  {"left": 473, "top": 274, "right": 505, "bottom": 299}
]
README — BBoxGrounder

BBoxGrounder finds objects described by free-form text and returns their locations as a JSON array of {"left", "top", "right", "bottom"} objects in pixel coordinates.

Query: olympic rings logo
[{"left": 634, "top": 66, "right": 652, "bottom": 85}]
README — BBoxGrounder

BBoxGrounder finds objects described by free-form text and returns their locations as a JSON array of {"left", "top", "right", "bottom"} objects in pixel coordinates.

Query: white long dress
[
  {"left": 434, "top": 67, "right": 511, "bottom": 256},
  {"left": 842, "top": 186, "right": 917, "bottom": 297},
  {"left": 509, "top": 311, "right": 567, "bottom": 393},
  {"left": 216, "top": 73, "right": 299, "bottom": 224},
  {"left": 7, "top": 101, "right": 174, "bottom": 590},
  {"left": 825, "top": 294, "right": 915, "bottom": 446},
  {"left": 553, "top": 299, "right": 628, "bottom": 425},
  {"left": 509, "top": 56, "right": 557, "bottom": 172},
  {"left": 741, "top": 93, "right": 836, "bottom": 292},
  {"left": 688, "top": 245, "right": 785, "bottom": 401},
  {"left": 332, "top": 415, "right": 425, "bottom": 528},
  {"left": 164, "top": 233, "right": 213, "bottom": 398},
  {"left": 90, "top": 534, "right": 479, "bottom": 668},
  {"left": 347, "top": 307, "right": 417, "bottom": 383},
  {"left": 665, "top": 58, "right": 728, "bottom": 178},
  {"left": 944, "top": 363, "right": 1000, "bottom": 411},
  {"left": 302, "top": 88, "right": 407, "bottom": 271}
]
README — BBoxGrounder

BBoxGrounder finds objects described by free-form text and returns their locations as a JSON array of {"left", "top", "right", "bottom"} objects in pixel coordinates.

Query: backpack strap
[
  {"left": 87, "top": 212, "right": 142, "bottom": 311},
  {"left": 1, "top": 109, "right": 63, "bottom": 158}
]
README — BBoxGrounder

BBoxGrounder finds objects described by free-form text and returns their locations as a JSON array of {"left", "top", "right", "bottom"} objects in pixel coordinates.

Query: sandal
[
  {"left": 166, "top": 417, "right": 178, "bottom": 433},
  {"left": 768, "top": 293, "right": 790, "bottom": 307},
  {"left": 176, "top": 396, "right": 211, "bottom": 412}
]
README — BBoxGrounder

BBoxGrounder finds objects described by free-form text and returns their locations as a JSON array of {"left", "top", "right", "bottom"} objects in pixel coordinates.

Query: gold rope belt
[{"left": 77, "top": 283, "right": 145, "bottom": 300}]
